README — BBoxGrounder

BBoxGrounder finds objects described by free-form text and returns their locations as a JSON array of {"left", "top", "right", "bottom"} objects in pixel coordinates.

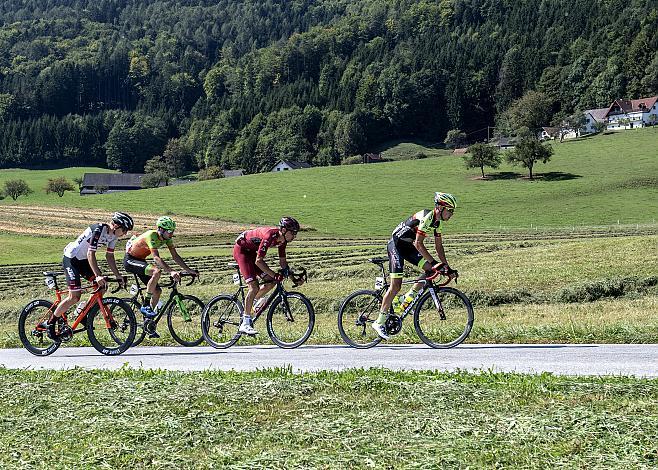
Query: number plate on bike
[
  {"left": 130, "top": 284, "right": 139, "bottom": 296},
  {"left": 232, "top": 273, "right": 241, "bottom": 285},
  {"left": 45, "top": 277, "right": 56, "bottom": 289},
  {"left": 375, "top": 277, "right": 385, "bottom": 290}
]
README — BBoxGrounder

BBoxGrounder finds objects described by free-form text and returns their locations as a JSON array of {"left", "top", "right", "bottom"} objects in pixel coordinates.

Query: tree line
[{"left": 0, "top": 0, "right": 656, "bottom": 172}]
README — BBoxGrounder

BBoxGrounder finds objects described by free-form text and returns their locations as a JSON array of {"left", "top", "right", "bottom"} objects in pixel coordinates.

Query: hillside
[
  {"left": 0, "top": 0, "right": 656, "bottom": 172},
  {"left": 2, "top": 129, "right": 656, "bottom": 237}
]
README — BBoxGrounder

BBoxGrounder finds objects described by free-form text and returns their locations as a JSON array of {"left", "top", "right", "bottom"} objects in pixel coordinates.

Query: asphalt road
[{"left": 3, "top": 344, "right": 657, "bottom": 377}]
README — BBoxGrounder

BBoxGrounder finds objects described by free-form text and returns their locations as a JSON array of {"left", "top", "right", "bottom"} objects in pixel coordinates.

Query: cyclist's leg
[
  {"left": 145, "top": 264, "right": 162, "bottom": 309},
  {"left": 53, "top": 257, "right": 84, "bottom": 318},
  {"left": 124, "top": 255, "right": 159, "bottom": 313},
  {"left": 399, "top": 243, "right": 432, "bottom": 295},
  {"left": 380, "top": 239, "right": 404, "bottom": 314},
  {"left": 233, "top": 244, "right": 259, "bottom": 333}
]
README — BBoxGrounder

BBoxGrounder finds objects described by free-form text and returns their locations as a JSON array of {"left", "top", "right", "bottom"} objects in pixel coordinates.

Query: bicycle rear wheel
[
  {"left": 413, "top": 287, "right": 474, "bottom": 349},
  {"left": 167, "top": 294, "right": 205, "bottom": 346},
  {"left": 87, "top": 297, "right": 136, "bottom": 355},
  {"left": 266, "top": 292, "right": 315, "bottom": 348},
  {"left": 201, "top": 294, "right": 242, "bottom": 348},
  {"left": 337, "top": 290, "right": 383, "bottom": 349},
  {"left": 18, "top": 299, "right": 61, "bottom": 356},
  {"left": 125, "top": 298, "right": 147, "bottom": 347}
]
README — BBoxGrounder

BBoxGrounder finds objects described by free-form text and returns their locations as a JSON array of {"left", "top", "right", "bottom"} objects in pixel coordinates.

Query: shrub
[{"left": 198, "top": 166, "right": 224, "bottom": 180}]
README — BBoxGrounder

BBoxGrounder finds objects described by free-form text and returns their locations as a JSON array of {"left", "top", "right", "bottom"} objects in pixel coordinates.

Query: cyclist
[
  {"left": 372, "top": 192, "right": 458, "bottom": 340},
  {"left": 233, "top": 216, "right": 301, "bottom": 335},
  {"left": 123, "top": 216, "right": 198, "bottom": 337},
  {"left": 41, "top": 212, "right": 134, "bottom": 338}
]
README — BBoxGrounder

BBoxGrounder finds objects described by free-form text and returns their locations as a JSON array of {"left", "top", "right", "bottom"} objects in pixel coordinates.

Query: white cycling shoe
[
  {"left": 371, "top": 322, "right": 389, "bottom": 340},
  {"left": 239, "top": 319, "right": 257, "bottom": 335}
]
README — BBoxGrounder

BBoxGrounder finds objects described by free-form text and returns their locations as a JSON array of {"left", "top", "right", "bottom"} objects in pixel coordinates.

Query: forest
[{"left": 0, "top": 0, "right": 656, "bottom": 173}]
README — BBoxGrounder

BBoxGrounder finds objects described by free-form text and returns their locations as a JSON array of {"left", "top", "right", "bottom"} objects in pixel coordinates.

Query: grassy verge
[{"left": 0, "top": 368, "right": 656, "bottom": 468}]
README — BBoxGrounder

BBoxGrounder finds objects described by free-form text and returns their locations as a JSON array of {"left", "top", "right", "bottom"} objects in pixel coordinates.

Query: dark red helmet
[{"left": 279, "top": 216, "right": 300, "bottom": 232}]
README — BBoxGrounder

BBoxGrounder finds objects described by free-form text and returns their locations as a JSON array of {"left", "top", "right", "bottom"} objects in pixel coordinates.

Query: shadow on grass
[
  {"left": 483, "top": 172, "right": 522, "bottom": 180},
  {"left": 536, "top": 172, "right": 582, "bottom": 181}
]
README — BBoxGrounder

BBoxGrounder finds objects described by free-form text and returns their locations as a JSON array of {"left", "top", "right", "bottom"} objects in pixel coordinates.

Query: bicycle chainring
[
  {"left": 144, "top": 319, "right": 157, "bottom": 335},
  {"left": 385, "top": 315, "right": 402, "bottom": 335},
  {"left": 58, "top": 324, "right": 73, "bottom": 342}
]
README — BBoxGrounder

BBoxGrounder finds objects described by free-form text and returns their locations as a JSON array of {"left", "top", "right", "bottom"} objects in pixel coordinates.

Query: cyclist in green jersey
[
  {"left": 372, "top": 192, "right": 459, "bottom": 340},
  {"left": 123, "top": 216, "right": 198, "bottom": 333}
]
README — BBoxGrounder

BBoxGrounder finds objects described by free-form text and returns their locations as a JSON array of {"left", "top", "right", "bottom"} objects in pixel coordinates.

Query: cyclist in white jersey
[{"left": 41, "top": 212, "right": 134, "bottom": 339}]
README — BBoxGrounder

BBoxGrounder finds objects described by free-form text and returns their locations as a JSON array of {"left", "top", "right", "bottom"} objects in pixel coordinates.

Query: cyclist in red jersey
[{"left": 233, "top": 217, "right": 301, "bottom": 335}]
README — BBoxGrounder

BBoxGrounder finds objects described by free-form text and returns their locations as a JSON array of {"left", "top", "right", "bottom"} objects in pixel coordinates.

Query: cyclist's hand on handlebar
[
  {"left": 95, "top": 276, "right": 107, "bottom": 289},
  {"left": 116, "top": 277, "right": 126, "bottom": 289},
  {"left": 170, "top": 271, "right": 181, "bottom": 283},
  {"left": 281, "top": 266, "right": 291, "bottom": 278},
  {"left": 432, "top": 263, "right": 450, "bottom": 275},
  {"left": 273, "top": 273, "right": 284, "bottom": 283}
]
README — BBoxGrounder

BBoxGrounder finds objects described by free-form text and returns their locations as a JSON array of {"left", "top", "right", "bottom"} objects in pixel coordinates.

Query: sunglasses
[{"left": 443, "top": 207, "right": 454, "bottom": 214}]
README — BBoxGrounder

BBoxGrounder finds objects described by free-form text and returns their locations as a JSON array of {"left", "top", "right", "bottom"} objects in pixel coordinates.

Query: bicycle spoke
[
  {"left": 267, "top": 293, "right": 314, "bottom": 348},
  {"left": 201, "top": 295, "right": 242, "bottom": 348},
  {"left": 167, "top": 295, "right": 205, "bottom": 347},
  {"left": 337, "top": 290, "right": 382, "bottom": 348}
]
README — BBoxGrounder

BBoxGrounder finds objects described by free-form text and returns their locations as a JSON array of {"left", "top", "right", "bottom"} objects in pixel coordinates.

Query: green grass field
[
  {"left": 0, "top": 167, "right": 115, "bottom": 204},
  {"left": 1, "top": 368, "right": 656, "bottom": 468},
  {"left": 1, "top": 129, "right": 657, "bottom": 236}
]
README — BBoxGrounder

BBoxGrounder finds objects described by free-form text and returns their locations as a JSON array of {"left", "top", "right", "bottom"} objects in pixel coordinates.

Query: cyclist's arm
[
  {"left": 413, "top": 232, "right": 437, "bottom": 268},
  {"left": 151, "top": 248, "right": 175, "bottom": 274},
  {"left": 433, "top": 233, "right": 449, "bottom": 265},
  {"left": 87, "top": 249, "right": 104, "bottom": 279},
  {"left": 105, "top": 251, "right": 123, "bottom": 281},
  {"left": 278, "top": 244, "right": 288, "bottom": 270},
  {"left": 169, "top": 246, "right": 195, "bottom": 273},
  {"left": 256, "top": 255, "right": 278, "bottom": 278}
]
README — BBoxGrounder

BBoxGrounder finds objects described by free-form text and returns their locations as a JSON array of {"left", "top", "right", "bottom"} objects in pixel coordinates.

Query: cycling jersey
[
  {"left": 63, "top": 223, "right": 118, "bottom": 261},
  {"left": 235, "top": 227, "right": 287, "bottom": 258},
  {"left": 126, "top": 230, "right": 174, "bottom": 260},
  {"left": 391, "top": 209, "right": 442, "bottom": 243}
]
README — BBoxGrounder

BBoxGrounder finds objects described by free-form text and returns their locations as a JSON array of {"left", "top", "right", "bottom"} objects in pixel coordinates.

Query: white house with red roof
[{"left": 605, "top": 96, "right": 658, "bottom": 130}]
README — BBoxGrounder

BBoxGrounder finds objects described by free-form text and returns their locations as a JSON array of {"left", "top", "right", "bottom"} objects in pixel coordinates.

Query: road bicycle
[
  {"left": 337, "top": 257, "right": 474, "bottom": 349},
  {"left": 201, "top": 263, "right": 314, "bottom": 349},
  {"left": 124, "top": 272, "right": 204, "bottom": 347},
  {"left": 18, "top": 272, "right": 136, "bottom": 356}
]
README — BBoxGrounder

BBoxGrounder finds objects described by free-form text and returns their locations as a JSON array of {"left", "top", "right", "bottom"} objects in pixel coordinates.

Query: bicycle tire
[
  {"left": 87, "top": 297, "right": 137, "bottom": 355},
  {"left": 124, "top": 298, "right": 147, "bottom": 347},
  {"left": 413, "top": 287, "right": 474, "bottom": 349},
  {"left": 18, "top": 299, "right": 61, "bottom": 356},
  {"left": 266, "top": 291, "right": 315, "bottom": 349},
  {"left": 337, "top": 290, "right": 383, "bottom": 349},
  {"left": 201, "top": 294, "right": 242, "bottom": 349},
  {"left": 167, "top": 294, "right": 205, "bottom": 347}
]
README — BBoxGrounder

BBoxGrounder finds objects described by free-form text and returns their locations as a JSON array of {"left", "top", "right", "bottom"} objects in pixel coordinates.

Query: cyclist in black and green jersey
[
  {"left": 123, "top": 216, "right": 198, "bottom": 335},
  {"left": 372, "top": 192, "right": 459, "bottom": 340}
]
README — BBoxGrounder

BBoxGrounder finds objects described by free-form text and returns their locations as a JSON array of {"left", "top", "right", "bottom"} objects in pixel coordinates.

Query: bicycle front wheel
[
  {"left": 87, "top": 297, "right": 136, "bottom": 355},
  {"left": 18, "top": 299, "right": 61, "bottom": 356},
  {"left": 167, "top": 294, "right": 205, "bottom": 347},
  {"left": 337, "top": 290, "right": 382, "bottom": 349},
  {"left": 201, "top": 295, "right": 242, "bottom": 349},
  {"left": 266, "top": 292, "right": 315, "bottom": 348},
  {"left": 413, "top": 287, "right": 474, "bottom": 349}
]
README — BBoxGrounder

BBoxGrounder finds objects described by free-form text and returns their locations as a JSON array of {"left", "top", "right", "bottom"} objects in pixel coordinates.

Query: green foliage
[
  {"left": 197, "top": 166, "right": 224, "bottom": 181},
  {"left": 444, "top": 129, "right": 467, "bottom": 149},
  {"left": 497, "top": 91, "right": 554, "bottom": 136},
  {"left": 44, "top": 176, "right": 75, "bottom": 197},
  {"left": 3, "top": 179, "right": 32, "bottom": 200},
  {"left": 464, "top": 143, "right": 501, "bottom": 178},
  {"left": 1, "top": 1, "right": 655, "bottom": 171},
  {"left": 506, "top": 138, "right": 554, "bottom": 179}
]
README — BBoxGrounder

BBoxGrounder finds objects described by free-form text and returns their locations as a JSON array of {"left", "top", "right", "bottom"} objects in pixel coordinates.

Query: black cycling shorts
[
  {"left": 63, "top": 256, "right": 94, "bottom": 291},
  {"left": 123, "top": 254, "right": 153, "bottom": 285},
  {"left": 387, "top": 239, "right": 429, "bottom": 278}
]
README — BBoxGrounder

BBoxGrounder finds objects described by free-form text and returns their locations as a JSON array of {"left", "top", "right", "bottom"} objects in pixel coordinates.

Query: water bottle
[
  {"left": 392, "top": 296, "right": 404, "bottom": 313},
  {"left": 73, "top": 300, "right": 87, "bottom": 317}
]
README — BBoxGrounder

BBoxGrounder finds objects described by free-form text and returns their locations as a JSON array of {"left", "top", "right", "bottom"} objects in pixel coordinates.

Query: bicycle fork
[{"left": 428, "top": 288, "right": 447, "bottom": 320}]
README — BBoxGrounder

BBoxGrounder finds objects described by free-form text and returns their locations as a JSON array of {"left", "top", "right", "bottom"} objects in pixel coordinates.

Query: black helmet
[
  {"left": 112, "top": 212, "right": 134, "bottom": 230},
  {"left": 279, "top": 216, "right": 300, "bottom": 232}
]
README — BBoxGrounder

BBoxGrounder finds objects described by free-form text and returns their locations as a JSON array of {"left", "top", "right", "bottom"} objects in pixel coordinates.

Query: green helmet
[
  {"left": 156, "top": 216, "right": 176, "bottom": 231},
  {"left": 434, "top": 192, "right": 457, "bottom": 209}
]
